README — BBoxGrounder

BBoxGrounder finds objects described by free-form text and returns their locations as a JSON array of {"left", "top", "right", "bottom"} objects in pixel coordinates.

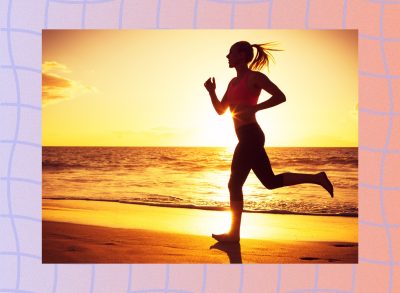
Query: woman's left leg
[
  {"left": 252, "top": 147, "right": 334, "bottom": 197},
  {"left": 212, "top": 141, "right": 252, "bottom": 243}
]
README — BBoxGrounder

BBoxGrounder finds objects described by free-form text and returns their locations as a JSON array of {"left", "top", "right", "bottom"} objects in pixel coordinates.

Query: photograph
[{"left": 42, "top": 29, "right": 358, "bottom": 264}]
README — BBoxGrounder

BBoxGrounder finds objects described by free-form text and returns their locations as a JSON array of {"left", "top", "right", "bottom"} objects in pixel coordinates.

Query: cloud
[
  {"left": 42, "top": 61, "right": 96, "bottom": 106},
  {"left": 42, "top": 61, "right": 71, "bottom": 73}
]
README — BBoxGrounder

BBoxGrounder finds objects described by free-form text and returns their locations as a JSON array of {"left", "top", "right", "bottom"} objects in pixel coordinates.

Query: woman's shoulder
[
  {"left": 249, "top": 70, "right": 266, "bottom": 79},
  {"left": 248, "top": 70, "right": 268, "bottom": 88}
]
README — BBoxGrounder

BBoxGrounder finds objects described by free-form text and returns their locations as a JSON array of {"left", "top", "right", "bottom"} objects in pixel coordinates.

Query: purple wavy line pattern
[{"left": 0, "top": 0, "right": 399, "bottom": 292}]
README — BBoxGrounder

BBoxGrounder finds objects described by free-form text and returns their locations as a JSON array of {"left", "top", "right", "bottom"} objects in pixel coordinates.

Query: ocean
[{"left": 43, "top": 147, "right": 358, "bottom": 217}]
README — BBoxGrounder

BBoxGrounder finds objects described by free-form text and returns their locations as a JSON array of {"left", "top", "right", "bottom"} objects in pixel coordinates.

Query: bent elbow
[
  {"left": 217, "top": 106, "right": 227, "bottom": 115},
  {"left": 280, "top": 93, "right": 286, "bottom": 103}
]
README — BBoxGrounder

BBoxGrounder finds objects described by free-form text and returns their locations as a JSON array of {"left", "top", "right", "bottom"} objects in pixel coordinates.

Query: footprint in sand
[
  {"left": 67, "top": 246, "right": 78, "bottom": 252},
  {"left": 300, "top": 257, "right": 320, "bottom": 261},
  {"left": 301, "top": 257, "right": 340, "bottom": 262},
  {"left": 333, "top": 243, "right": 357, "bottom": 248}
]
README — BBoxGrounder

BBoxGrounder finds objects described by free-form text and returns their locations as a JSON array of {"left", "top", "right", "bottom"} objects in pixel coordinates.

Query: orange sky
[{"left": 43, "top": 30, "right": 358, "bottom": 147}]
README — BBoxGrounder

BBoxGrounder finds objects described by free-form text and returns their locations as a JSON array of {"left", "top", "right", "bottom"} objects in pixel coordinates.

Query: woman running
[{"left": 204, "top": 41, "right": 334, "bottom": 243}]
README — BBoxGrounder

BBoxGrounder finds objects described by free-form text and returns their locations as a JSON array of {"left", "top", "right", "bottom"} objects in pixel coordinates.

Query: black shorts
[{"left": 229, "top": 123, "right": 284, "bottom": 202}]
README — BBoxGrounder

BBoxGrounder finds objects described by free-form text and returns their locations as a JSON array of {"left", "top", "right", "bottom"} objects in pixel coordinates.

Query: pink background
[{"left": 0, "top": 0, "right": 399, "bottom": 291}]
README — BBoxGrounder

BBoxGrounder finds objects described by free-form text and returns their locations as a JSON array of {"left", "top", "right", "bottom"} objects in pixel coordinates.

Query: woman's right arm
[{"left": 204, "top": 77, "right": 229, "bottom": 115}]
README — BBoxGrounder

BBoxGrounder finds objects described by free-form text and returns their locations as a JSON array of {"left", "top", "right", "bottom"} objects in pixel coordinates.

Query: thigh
[
  {"left": 230, "top": 142, "right": 253, "bottom": 186},
  {"left": 251, "top": 146, "right": 275, "bottom": 182}
]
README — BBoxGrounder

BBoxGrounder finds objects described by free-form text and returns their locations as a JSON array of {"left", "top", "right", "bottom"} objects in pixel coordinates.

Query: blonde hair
[{"left": 232, "top": 41, "right": 281, "bottom": 71}]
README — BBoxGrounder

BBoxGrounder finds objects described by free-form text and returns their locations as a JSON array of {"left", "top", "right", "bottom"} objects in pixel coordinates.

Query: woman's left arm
[{"left": 253, "top": 72, "right": 286, "bottom": 112}]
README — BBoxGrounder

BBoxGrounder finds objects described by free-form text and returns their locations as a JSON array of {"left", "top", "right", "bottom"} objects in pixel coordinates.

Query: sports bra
[{"left": 227, "top": 71, "right": 261, "bottom": 106}]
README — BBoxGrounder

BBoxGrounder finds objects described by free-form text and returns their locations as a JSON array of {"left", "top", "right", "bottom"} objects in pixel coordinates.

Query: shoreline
[
  {"left": 42, "top": 199, "right": 358, "bottom": 263},
  {"left": 43, "top": 199, "right": 358, "bottom": 242},
  {"left": 43, "top": 197, "right": 358, "bottom": 217}
]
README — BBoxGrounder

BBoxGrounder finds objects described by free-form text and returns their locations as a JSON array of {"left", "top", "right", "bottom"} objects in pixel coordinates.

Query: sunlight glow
[
  {"left": 212, "top": 211, "right": 232, "bottom": 235},
  {"left": 43, "top": 30, "right": 357, "bottom": 147}
]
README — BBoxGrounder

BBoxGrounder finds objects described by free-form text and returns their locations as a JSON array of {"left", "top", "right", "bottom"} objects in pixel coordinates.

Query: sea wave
[
  {"left": 43, "top": 197, "right": 358, "bottom": 217},
  {"left": 42, "top": 160, "right": 87, "bottom": 170},
  {"left": 43, "top": 147, "right": 358, "bottom": 217},
  {"left": 272, "top": 157, "right": 358, "bottom": 168}
]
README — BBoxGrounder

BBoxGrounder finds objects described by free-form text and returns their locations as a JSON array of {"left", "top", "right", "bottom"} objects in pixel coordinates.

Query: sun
[{"left": 218, "top": 114, "right": 238, "bottom": 147}]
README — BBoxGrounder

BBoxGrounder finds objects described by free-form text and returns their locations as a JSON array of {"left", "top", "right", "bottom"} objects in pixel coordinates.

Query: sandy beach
[{"left": 42, "top": 200, "right": 358, "bottom": 263}]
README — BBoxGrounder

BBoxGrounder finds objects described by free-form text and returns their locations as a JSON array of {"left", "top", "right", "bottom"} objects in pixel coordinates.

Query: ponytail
[
  {"left": 249, "top": 43, "right": 281, "bottom": 71},
  {"left": 232, "top": 41, "right": 281, "bottom": 71}
]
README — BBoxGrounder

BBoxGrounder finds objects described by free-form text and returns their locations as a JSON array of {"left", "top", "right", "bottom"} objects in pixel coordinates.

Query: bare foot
[
  {"left": 318, "top": 172, "right": 334, "bottom": 198},
  {"left": 212, "top": 233, "right": 240, "bottom": 243}
]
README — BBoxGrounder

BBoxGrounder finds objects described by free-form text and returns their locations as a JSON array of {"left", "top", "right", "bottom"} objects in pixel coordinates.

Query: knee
[
  {"left": 228, "top": 178, "right": 243, "bottom": 200},
  {"left": 263, "top": 180, "right": 278, "bottom": 190},
  {"left": 228, "top": 179, "right": 240, "bottom": 193},
  {"left": 262, "top": 174, "right": 284, "bottom": 190}
]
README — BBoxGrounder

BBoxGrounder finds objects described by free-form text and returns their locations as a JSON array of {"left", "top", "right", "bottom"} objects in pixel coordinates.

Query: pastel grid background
[{"left": 0, "top": 0, "right": 399, "bottom": 292}]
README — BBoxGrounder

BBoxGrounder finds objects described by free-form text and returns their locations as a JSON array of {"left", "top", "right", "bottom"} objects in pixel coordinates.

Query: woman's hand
[{"left": 204, "top": 77, "right": 216, "bottom": 93}]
